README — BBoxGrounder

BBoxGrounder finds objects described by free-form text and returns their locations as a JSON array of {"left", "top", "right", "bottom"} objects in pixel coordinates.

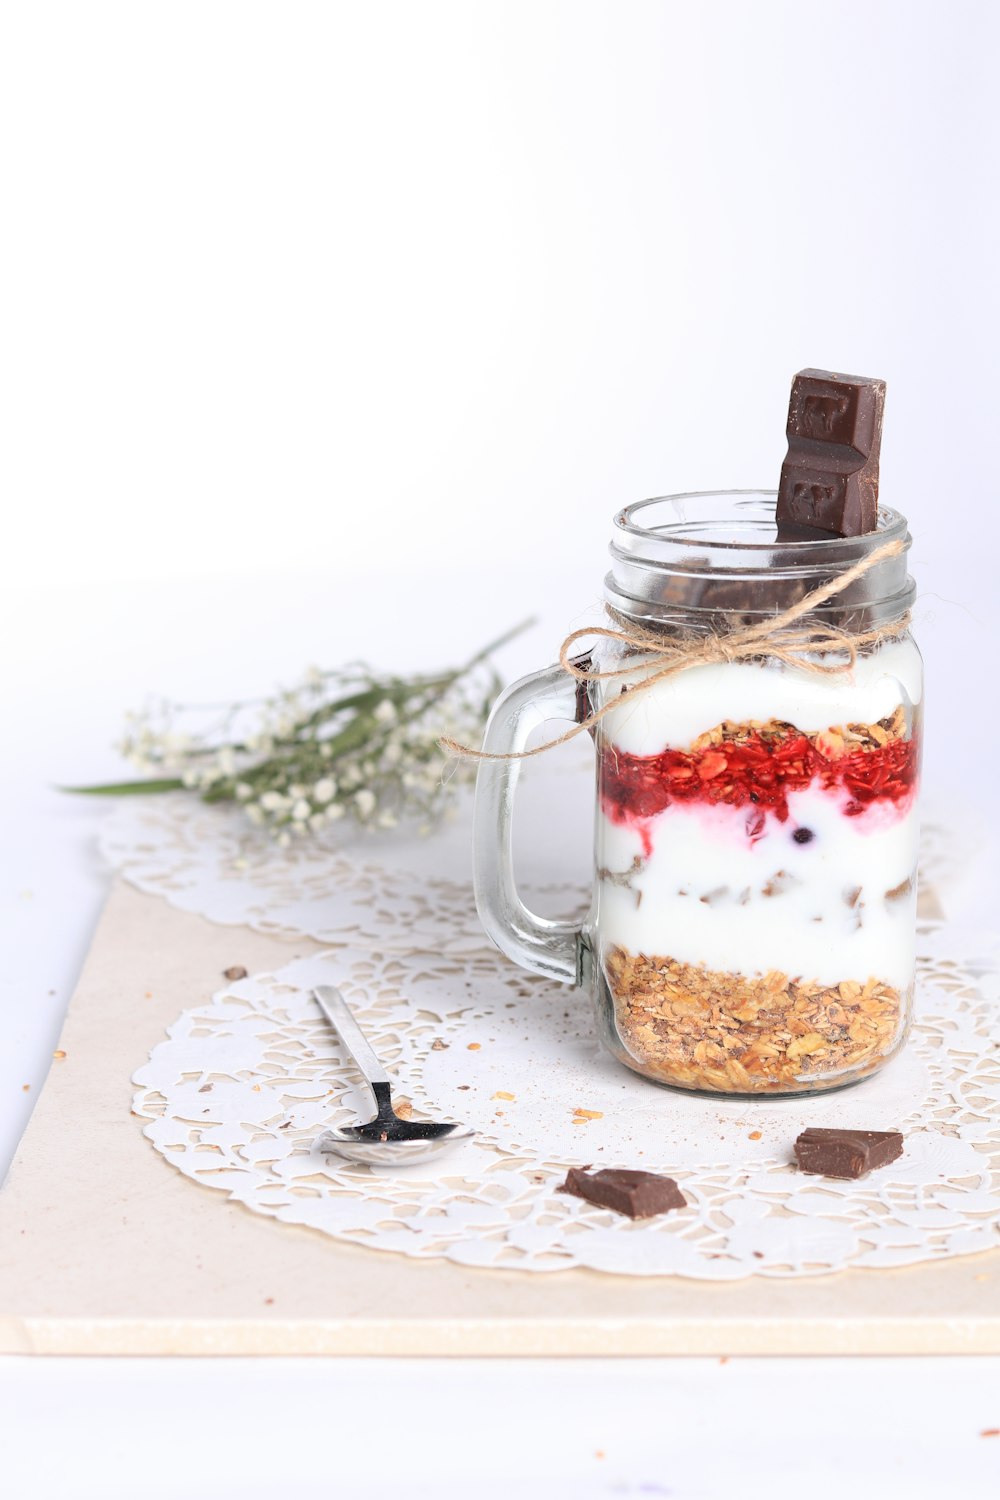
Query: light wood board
[{"left": 0, "top": 879, "right": 998, "bottom": 1356}]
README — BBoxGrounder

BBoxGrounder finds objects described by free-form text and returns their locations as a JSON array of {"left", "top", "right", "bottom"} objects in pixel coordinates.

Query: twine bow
[{"left": 441, "top": 537, "right": 908, "bottom": 762}]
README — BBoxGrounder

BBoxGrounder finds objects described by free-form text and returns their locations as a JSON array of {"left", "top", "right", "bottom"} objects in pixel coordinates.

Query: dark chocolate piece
[
  {"left": 558, "top": 1166, "right": 686, "bottom": 1219},
  {"left": 776, "top": 368, "right": 886, "bottom": 538},
  {"left": 793, "top": 1127, "right": 903, "bottom": 1179}
]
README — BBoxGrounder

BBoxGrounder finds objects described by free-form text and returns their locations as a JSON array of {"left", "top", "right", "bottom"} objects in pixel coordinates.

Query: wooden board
[{"left": 0, "top": 879, "right": 998, "bottom": 1356}]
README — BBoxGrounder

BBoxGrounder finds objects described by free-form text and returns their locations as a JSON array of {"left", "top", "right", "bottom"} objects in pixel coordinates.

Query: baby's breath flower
[
  {"left": 354, "top": 788, "right": 376, "bottom": 819},
  {"left": 77, "top": 623, "right": 528, "bottom": 840}
]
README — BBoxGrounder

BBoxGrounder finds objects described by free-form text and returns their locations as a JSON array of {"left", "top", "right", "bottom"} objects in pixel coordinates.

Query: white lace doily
[
  {"left": 99, "top": 772, "right": 590, "bottom": 950},
  {"left": 132, "top": 920, "right": 1000, "bottom": 1279}
]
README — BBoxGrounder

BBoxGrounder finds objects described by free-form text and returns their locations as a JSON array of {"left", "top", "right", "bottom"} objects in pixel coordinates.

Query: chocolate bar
[
  {"left": 776, "top": 368, "right": 886, "bottom": 538},
  {"left": 793, "top": 1127, "right": 903, "bottom": 1179},
  {"left": 558, "top": 1166, "right": 686, "bottom": 1219}
]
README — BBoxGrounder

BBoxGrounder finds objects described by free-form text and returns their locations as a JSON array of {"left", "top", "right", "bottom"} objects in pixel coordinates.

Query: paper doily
[
  {"left": 132, "top": 921, "right": 1000, "bottom": 1279},
  {"left": 99, "top": 772, "right": 589, "bottom": 951}
]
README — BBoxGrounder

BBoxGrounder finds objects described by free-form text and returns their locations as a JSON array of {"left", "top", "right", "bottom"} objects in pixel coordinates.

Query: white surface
[
  {"left": 1, "top": 0, "right": 999, "bottom": 1490},
  {"left": 2, "top": 1355, "right": 999, "bottom": 1500}
]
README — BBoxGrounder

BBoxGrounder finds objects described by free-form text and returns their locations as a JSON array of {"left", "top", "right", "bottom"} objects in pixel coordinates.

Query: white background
[{"left": 1, "top": 2, "right": 999, "bottom": 1496}]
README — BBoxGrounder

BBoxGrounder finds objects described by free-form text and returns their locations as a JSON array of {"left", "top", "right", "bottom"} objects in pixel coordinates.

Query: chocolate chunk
[
  {"left": 776, "top": 368, "right": 886, "bottom": 538},
  {"left": 793, "top": 827, "right": 815, "bottom": 844},
  {"left": 558, "top": 1166, "right": 686, "bottom": 1219},
  {"left": 793, "top": 1128, "right": 903, "bottom": 1179}
]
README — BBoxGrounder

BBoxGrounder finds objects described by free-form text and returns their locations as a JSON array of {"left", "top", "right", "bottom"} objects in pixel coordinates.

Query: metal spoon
[{"left": 313, "top": 985, "right": 473, "bottom": 1165}]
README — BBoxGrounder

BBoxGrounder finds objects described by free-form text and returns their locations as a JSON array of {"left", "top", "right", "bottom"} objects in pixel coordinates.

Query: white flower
[
  {"left": 291, "top": 799, "right": 311, "bottom": 822},
  {"left": 326, "top": 803, "right": 345, "bottom": 821},
  {"left": 235, "top": 781, "right": 253, "bottom": 801},
  {"left": 374, "top": 699, "right": 397, "bottom": 726},
  {"left": 376, "top": 811, "right": 398, "bottom": 829},
  {"left": 354, "top": 788, "right": 376, "bottom": 819},
  {"left": 246, "top": 804, "right": 265, "bottom": 825},
  {"left": 313, "top": 777, "right": 336, "bottom": 803},
  {"left": 260, "top": 790, "right": 287, "bottom": 812}
]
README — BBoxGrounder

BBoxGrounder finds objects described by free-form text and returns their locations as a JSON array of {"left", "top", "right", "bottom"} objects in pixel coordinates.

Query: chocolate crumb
[
  {"left": 793, "top": 827, "right": 815, "bottom": 844},
  {"left": 223, "top": 966, "right": 248, "bottom": 981}
]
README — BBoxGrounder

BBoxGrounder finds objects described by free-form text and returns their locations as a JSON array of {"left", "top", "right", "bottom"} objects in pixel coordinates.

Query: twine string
[{"left": 442, "top": 537, "right": 908, "bottom": 763}]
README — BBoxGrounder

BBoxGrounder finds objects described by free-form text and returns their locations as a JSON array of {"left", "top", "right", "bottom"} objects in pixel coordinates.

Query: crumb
[
  {"left": 21, "top": 1084, "right": 29, "bottom": 1092},
  {"left": 749, "top": 1130, "right": 762, "bottom": 1141},
  {"left": 223, "top": 966, "right": 248, "bottom": 981},
  {"left": 52, "top": 1050, "right": 66, "bottom": 1060},
  {"left": 492, "top": 1091, "right": 516, "bottom": 1101},
  {"left": 573, "top": 1108, "right": 604, "bottom": 1120},
  {"left": 467, "top": 1043, "right": 481, "bottom": 1051}
]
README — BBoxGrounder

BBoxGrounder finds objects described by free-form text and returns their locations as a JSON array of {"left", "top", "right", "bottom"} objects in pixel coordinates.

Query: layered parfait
[{"left": 593, "top": 636, "right": 922, "bottom": 1094}]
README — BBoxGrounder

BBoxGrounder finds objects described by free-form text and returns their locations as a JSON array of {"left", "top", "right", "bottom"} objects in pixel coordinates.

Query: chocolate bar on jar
[{"left": 776, "top": 368, "right": 886, "bottom": 538}]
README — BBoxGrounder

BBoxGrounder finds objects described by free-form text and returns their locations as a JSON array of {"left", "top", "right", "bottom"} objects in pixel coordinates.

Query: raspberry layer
[{"left": 600, "top": 722, "right": 919, "bottom": 845}]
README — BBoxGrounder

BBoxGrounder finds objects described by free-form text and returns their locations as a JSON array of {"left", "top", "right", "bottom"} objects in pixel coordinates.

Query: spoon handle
[{"left": 313, "top": 985, "right": 392, "bottom": 1088}]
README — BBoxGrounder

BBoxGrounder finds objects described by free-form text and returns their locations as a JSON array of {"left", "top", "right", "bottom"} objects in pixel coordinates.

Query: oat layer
[{"left": 604, "top": 945, "right": 906, "bottom": 1094}]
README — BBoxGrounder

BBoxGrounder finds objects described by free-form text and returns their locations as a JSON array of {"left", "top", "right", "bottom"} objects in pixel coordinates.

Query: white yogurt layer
[
  {"left": 599, "top": 637, "right": 923, "bottom": 755},
  {"left": 595, "top": 786, "right": 919, "bottom": 990}
]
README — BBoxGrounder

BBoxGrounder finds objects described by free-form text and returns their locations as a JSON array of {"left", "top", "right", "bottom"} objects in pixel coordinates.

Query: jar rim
[
  {"left": 606, "top": 489, "right": 915, "bottom": 628},
  {"left": 614, "top": 489, "right": 909, "bottom": 560}
]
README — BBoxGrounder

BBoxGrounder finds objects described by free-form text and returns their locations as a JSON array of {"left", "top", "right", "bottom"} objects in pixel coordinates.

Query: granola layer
[{"left": 605, "top": 944, "right": 905, "bottom": 1094}]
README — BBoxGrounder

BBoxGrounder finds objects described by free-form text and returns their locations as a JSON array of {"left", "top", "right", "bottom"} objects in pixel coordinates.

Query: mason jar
[{"left": 473, "top": 491, "right": 921, "bottom": 1097}]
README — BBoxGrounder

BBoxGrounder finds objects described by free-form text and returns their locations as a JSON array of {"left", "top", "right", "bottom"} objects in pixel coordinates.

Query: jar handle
[{"left": 473, "top": 662, "right": 588, "bottom": 986}]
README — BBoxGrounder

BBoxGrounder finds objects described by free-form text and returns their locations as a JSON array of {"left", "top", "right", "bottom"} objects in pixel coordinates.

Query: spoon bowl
[
  {"left": 313, "top": 985, "right": 473, "bottom": 1167},
  {"left": 321, "top": 1119, "right": 475, "bottom": 1167}
]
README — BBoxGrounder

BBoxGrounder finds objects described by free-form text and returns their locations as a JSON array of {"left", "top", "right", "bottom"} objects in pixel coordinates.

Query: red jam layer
[{"left": 600, "top": 727, "right": 919, "bottom": 841}]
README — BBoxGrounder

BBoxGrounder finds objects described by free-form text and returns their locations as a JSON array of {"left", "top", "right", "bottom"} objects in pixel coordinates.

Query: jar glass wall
[
  {"left": 590, "top": 632, "right": 922, "bottom": 1095},
  {"left": 473, "top": 490, "right": 922, "bottom": 1099}
]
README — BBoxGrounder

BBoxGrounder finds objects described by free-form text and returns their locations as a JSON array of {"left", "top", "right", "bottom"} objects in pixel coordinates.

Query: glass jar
[{"left": 473, "top": 491, "right": 921, "bottom": 1097}]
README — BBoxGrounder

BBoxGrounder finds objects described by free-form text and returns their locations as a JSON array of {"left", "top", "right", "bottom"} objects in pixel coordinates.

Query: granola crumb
[{"left": 223, "top": 966, "right": 248, "bottom": 981}]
